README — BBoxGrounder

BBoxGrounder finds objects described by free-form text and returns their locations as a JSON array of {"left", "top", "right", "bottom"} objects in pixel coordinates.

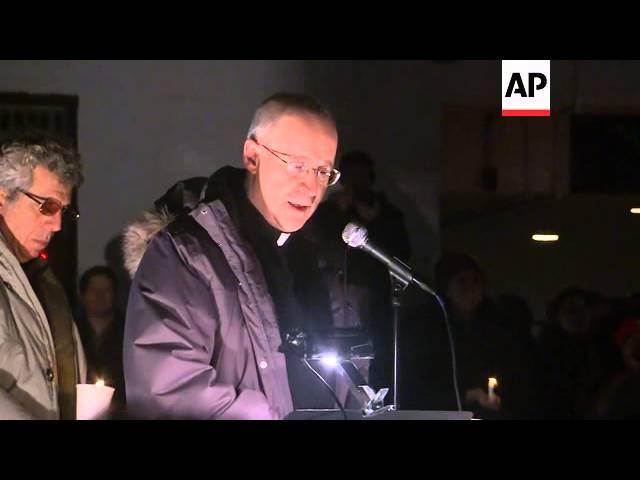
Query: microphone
[
  {"left": 342, "top": 222, "right": 458, "bottom": 411},
  {"left": 341, "top": 222, "right": 436, "bottom": 296}
]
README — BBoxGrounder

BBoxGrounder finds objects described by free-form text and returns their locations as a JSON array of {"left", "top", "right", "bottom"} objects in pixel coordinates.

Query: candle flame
[
  {"left": 96, "top": 379, "right": 105, "bottom": 387},
  {"left": 488, "top": 377, "right": 498, "bottom": 388}
]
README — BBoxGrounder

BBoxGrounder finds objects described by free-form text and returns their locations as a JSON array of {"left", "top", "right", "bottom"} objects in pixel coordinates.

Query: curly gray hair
[{"left": 0, "top": 140, "right": 84, "bottom": 202}]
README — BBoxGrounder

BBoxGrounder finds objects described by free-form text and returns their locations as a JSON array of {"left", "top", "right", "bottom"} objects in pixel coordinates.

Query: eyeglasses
[
  {"left": 18, "top": 189, "right": 80, "bottom": 220},
  {"left": 251, "top": 137, "right": 341, "bottom": 186}
]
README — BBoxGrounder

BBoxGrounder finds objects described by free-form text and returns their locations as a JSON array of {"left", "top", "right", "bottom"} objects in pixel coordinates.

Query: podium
[{"left": 285, "top": 409, "right": 475, "bottom": 420}]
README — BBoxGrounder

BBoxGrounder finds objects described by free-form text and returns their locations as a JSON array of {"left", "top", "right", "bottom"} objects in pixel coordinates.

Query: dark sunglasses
[{"left": 18, "top": 188, "right": 79, "bottom": 220}]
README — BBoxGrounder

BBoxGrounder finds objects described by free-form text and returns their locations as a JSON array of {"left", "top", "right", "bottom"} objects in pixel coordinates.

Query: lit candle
[
  {"left": 488, "top": 377, "right": 498, "bottom": 402},
  {"left": 76, "top": 379, "right": 115, "bottom": 420}
]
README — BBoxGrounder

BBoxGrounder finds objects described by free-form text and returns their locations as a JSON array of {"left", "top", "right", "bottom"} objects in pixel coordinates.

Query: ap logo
[{"left": 502, "top": 60, "right": 550, "bottom": 116}]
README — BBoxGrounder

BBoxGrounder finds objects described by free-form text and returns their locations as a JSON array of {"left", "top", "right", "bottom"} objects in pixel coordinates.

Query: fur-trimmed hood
[
  {"left": 122, "top": 208, "right": 177, "bottom": 278},
  {"left": 122, "top": 176, "right": 207, "bottom": 278}
]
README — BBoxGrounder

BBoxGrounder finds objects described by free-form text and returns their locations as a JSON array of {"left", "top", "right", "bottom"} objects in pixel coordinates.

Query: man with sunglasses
[
  {"left": 0, "top": 138, "right": 87, "bottom": 419},
  {"left": 123, "top": 92, "right": 350, "bottom": 419}
]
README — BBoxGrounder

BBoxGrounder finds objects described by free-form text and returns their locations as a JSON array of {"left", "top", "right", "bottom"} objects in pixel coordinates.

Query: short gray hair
[
  {"left": 0, "top": 139, "right": 84, "bottom": 201},
  {"left": 247, "top": 92, "right": 336, "bottom": 140}
]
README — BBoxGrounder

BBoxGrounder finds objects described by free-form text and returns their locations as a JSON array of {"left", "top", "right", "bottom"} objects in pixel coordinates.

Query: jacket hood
[
  {"left": 121, "top": 176, "right": 208, "bottom": 278},
  {"left": 121, "top": 168, "right": 249, "bottom": 278}
]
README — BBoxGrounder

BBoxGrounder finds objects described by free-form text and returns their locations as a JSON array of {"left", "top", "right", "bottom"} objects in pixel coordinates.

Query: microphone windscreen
[{"left": 342, "top": 222, "right": 368, "bottom": 248}]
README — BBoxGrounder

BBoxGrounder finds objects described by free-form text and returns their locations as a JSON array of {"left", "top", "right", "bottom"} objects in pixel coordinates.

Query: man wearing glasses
[
  {"left": 0, "top": 138, "right": 87, "bottom": 419},
  {"left": 124, "top": 93, "right": 344, "bottom": 419}
]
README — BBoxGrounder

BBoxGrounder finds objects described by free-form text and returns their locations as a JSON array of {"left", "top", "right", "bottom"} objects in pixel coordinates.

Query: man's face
[
  {"left": 81, "top": 274, "right": 115, "bottom": 317},
  {"left": 244, "top": 113, "right": 338, "bottom": 233},
  {"left": 447, "top": 270, "right": 485, "bottom": 316},
  {"left": 0, "top": 165, "right": 71, "bottom": 262},
  {"left": 557, "top": 295, "right": 592, "bottom": 335},
  {"left": 343, "top": 163, "right": 373, "bottom": 194}
]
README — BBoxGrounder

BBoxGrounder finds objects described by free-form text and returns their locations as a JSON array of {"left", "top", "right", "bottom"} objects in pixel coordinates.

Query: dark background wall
[{"left": 1, "top": 60, "right": 639, "bottom": 320}]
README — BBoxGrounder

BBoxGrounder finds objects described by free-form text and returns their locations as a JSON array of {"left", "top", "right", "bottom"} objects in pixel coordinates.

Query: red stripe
[{"left": 502, "top": 109, "right": 550, "bottom": 117}]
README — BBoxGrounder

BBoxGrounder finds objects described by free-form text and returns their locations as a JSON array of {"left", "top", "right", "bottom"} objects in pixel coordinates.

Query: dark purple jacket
[{"left": 124, "top": 197, "right": 295, "bottom": 419}]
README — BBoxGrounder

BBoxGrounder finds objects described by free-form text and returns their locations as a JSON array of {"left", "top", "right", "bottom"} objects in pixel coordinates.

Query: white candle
[
  {"left": 488, "top": 377, "right": 498, "bottom": 402},
  {"left": 76, "top": 379, "right": 115, "bottom": 420}
]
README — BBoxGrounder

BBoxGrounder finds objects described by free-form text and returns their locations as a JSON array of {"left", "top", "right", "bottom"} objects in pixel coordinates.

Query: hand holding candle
[
  {"left": 76, "top": 379, "right": 115, "bottom": 420},
  {"left": 488, "top": 377, "right": 498, "bottom": 402}
]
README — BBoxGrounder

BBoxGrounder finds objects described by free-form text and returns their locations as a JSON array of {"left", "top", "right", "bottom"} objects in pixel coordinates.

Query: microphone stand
[
  {"left": 389, "top": 270, "right": 410, "bottom": 411},
  {"left": 341, "top": 222, "right": 441, "bottom": 412}
]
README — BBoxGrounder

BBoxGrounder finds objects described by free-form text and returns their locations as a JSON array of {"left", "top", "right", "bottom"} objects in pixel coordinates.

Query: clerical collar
[{"left": 277, "top": 232, "right": 291, "bottom": 247}]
